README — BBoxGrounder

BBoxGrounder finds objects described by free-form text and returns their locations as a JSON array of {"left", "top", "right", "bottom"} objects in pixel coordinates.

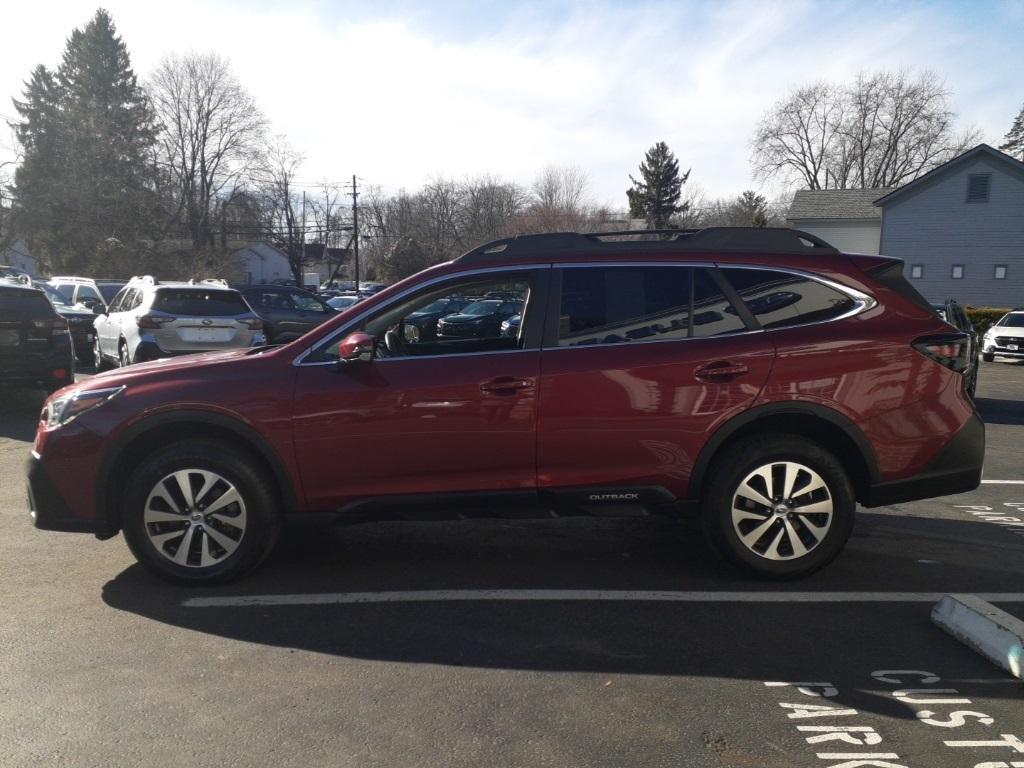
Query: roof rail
[
  {"left": 128, "top": 275, "right": 157, "bottom": 285},
  {"left": 455, "top": 227, "right": 838, "bottom": 264}
]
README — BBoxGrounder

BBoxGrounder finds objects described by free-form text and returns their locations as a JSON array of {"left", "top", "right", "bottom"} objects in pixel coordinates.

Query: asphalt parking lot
[{"left": 2, "top": 363, "right": 1023, "bottom": 767}]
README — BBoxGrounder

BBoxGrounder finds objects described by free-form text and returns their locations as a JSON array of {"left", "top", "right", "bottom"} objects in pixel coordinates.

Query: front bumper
[
  {"left": 863, "top": 410, "right": 985, "bottom": 507},
  {"left": 27, "top": 454, "right": 116, "bottom": 537},
  {"left": 988, "top": 346, "right": 1024, "bottom": 358}
]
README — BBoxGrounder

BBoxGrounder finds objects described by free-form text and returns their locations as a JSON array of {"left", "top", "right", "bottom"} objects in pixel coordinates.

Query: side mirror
[
  {"left": 338, "top": 331, "right": 374, "bottom": 364},
  {"left": 92, "top": 303, "right": 107, "bottom": 316}
]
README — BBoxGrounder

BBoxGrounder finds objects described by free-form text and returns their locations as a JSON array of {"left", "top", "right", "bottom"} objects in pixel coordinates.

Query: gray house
[
  {"left": 875, "top": 144, "right": 1024, "bottom": 307},
  {"left": 786, "top": 188, "right": 893, "bottom": 254}
]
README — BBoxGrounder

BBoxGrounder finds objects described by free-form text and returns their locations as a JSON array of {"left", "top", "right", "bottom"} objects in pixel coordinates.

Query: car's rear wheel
[
  {"left": 702, "top": 435, "right": 855, "bottom": 579},
  {"left": 121, "top": 439, "right": 281, "bottom": 584}
]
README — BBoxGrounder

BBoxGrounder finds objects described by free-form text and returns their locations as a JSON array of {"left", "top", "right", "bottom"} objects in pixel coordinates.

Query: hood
[
  {"left": 55, "top": 307, "right": 95, "bottom": 321},
  {"left": 440, "top": 313, "right": 488, "bottom": 324},
  {"left": 988, "top": 326, "right": 1024, "bottom": 338},
  {"left": 79, "top": 347, "right": 271, "bottom": 391}
]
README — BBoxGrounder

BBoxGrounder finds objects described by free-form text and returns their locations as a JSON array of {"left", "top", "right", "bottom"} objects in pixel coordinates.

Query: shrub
[{"left": 965, "top": 306, "right": 1010, "bottom": 336}]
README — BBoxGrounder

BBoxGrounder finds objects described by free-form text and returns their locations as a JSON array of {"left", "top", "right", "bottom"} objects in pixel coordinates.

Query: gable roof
[
  {"left": 873, "top": 144, "right": 1024, "bottom": 207},
  {"left": 787, "top": 188, "right": 894, "bottom": 222}
]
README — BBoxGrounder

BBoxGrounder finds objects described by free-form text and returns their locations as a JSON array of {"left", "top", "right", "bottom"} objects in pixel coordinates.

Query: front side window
[
  {"left": 721, "top": 268, "right": 856, "bottom": 330},
  {"left": 314, "top": 274, "right": 533, "bottom": 362},
  {"left": 292, "top": 293, "right": 327, "bottom": 313}
]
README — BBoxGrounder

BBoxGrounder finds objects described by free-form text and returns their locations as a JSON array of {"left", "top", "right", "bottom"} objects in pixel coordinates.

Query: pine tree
[
  {"left": 12, "top": 9, "right": 156, "bottom": 273},
  {"left": 626, "top": 142, "right": 690, "bottom": 229},
  {"left": 1000, "top": 103, "right": 1024, "bottom": 160},
  {"left": 734, "top": 190, "right": 769, "bottom": 227}
]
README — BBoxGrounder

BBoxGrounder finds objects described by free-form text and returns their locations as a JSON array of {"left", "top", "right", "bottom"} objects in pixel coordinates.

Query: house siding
[
  {"left": 787, "top": 219, "right": 882, "bottom": 254},
  {"left": 879, "top": 156, "right": 1024, "bottom": 307}
]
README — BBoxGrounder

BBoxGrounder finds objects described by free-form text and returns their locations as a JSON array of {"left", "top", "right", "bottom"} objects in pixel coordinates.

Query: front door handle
[
  {"left": 480, "top": 376, "right": 533, "bottom": 395},
  {"left": 694, "top": 361, "right": 749, "bottom": 382}
]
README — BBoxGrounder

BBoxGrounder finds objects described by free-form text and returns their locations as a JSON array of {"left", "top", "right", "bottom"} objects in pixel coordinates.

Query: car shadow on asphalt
[
  {"left": 101, "top": 511, "right": 1024, "bottom": 719},
  {"left": 974, "top": 396, "right": 1024, "bottom": 425},
  {"left": 0, "top": 388, "right": 45, "bottom": 441}
]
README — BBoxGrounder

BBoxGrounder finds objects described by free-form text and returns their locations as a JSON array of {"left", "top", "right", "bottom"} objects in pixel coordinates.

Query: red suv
[{"left": 27, "top": 228, "right": 983, "bottom": 583}]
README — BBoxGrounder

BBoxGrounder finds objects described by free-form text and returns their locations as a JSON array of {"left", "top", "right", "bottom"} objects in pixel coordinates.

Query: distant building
[
  {"left": 0, "top": 239, "right": 39, "bottom": 276},
  {"left": 234, "top": 242, "right": 292, "bottom": 284},
  {"left": 786, "top": 188, "right": 893, "bottom": 254},
  {"left": 874, "top": 144, "right": 1024, "bottom": 307}
]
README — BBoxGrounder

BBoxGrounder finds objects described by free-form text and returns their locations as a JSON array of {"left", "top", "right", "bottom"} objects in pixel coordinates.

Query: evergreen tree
[
  {"left": 734, "top": 190, "right": 769, "bottom": 227},
  {"left": 12, "top": 9, "right": 156, "bottom": 273},
  {"left": 1000, "top": 103, "right": 1024, "bottom": 160},
  {"left": 626, "top": 142, "right": 690, "bottom": 229}
]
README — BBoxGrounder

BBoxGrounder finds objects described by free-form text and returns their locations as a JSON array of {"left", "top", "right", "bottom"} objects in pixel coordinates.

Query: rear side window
[
  {"left": 0, "top": 288, "right": 56, "bottom": 319},
  {"left": 152, "top": 289, "right": 249, "bottom": 317},
  {"left": 556, "top": 266, "right": 748, "bottom": 347},
  {"left": 721, "top": 268, "right": 855, "bottom": 330}
]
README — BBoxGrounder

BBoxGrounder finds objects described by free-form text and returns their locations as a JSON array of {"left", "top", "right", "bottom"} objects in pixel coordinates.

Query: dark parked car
[
  {"left": 28, "top": 228, "right": 983, "bottom": 584},
  {"left": 240, "top": 285, "right": 334, "bottom": 343},
  {"left": 1, "top": 278, "right": 74, "bottom": 392},
  {"left": 403, "top": 296, "right": 475, "bottom": 341},
  {"left": 36, "top": 282, "right": 97, "bottom": 364},
  {"left": 436, "top": 298, "right": 524, "bottom": 339},
  {"left": 932, "top": 300, "right": 979, "bottom": 397}
]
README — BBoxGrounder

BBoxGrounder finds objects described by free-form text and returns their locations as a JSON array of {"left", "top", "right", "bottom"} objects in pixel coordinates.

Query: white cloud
[{"left": 1, "top": 0, "right": 1019, "bottom": 207}]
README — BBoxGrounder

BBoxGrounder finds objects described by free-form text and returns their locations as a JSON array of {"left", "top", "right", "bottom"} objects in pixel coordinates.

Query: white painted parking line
[
  {"left": 981, "top": 480, "right": 1024, "bottom": 485},
  {"left": 182, "top": 590, "right": 1024, "bottom": 608}
]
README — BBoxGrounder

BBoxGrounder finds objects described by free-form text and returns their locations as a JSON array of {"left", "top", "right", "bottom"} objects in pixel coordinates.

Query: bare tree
[
  {"left": 149, "top": 52, "right": 267, "bottom": 252},
  {"left": 258, "top": 136, "right": 306, "bottom": 284},
  {"left": 752, "top": 70, "right": 980, "bottom": 190}
]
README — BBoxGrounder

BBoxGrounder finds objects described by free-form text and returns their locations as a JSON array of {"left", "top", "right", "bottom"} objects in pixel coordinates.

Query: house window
[
  {"left": 910, "top": 264, "right": 924, "bottom": 279},
  {"left": 966, "top": 173, "right": 991, "bottom": 203},
  {"left": 951, "top": 264, "right": 965, "bottom": 279},
  {"left": 995, "top": 265, "right": 1008, "bottom": 280}
]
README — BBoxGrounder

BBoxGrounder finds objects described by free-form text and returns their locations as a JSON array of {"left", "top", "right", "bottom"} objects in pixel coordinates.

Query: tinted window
[
  {"left": 52, "top": 283, "right": 74, "bottom": 301},
  {"left": 76, "top": 285, "right": 102, "bottom": 303},
  {"left": 691, "top": 269, "right": 748, "bottom": 337},
  {"left": 558, "top": 266, "right": 694, "bottom": 346},
  {"left": 0, "top": 288, "right": 55, "bottom": 319},
  {"left": 152, "top": 289, "right": 249, "bottom": 316},
  {"left": 292, "top": 292, "right": 327, "bottom": 313},
  {"left": 98, "top": 283, "right": 124, "bottom": 302},
  {"left": 36, "top": 283, "right": 72, "bottom": 307},
  {"left": 722, "top": 268, "right": 855, "bottom": 330}
]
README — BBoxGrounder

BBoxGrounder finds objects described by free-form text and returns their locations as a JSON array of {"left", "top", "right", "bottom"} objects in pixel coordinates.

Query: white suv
[
  {"left": 982, "top": 310, "right": 1024, "bottom": 362},
  {"left": 93, "top": 276, "right": 266, "bottom": 368}
]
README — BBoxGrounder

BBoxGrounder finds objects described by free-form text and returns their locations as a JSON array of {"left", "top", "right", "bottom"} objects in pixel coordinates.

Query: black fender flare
[
  {"left": 95, "top": 409, "right": 298, "bottom": 532},
  {"left": 687, "top": 402, "right": 880, "bottom": 500}
]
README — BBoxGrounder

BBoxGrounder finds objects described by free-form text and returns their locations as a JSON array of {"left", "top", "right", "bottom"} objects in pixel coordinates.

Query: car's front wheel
[
  {"left": 702, "top": 435, "right": 855, "bottom": 579},
  {"left": 982, "top": 350, "right": 995, "bottom": 363},
  {"left": 121, "top": 439, "right": 281, "bottom": 584}
]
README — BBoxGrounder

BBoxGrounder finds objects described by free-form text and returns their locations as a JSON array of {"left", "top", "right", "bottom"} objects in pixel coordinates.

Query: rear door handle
[
  {"left": 694, "top": 361, "right": 749, "bottom": 382},
  {"left": 480, "top": 376, "right": 533, "bottom": 395}
]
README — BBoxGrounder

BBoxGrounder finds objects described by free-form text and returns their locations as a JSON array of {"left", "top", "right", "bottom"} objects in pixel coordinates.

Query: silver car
[{"left": 93, "top": 277, "right": 266, "bottom": 368}]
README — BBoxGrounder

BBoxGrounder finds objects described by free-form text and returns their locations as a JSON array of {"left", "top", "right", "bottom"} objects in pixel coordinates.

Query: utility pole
[
  {"left": 300, "top": 190, "right": 307, "bottom": 286},
  {"left": 349, "top": 174, "right": 360, "bottom": 292}
]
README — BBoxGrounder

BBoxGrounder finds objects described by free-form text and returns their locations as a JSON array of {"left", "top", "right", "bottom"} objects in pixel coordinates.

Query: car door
[
  {"left": 536, "top": 264, "right": 775, "bottom": 502},
  {"left": 291, "top": 268, "right": 549, "bottom": 512}
]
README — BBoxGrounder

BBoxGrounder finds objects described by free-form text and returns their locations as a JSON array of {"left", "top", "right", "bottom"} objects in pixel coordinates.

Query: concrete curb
[{"left": 932, "top": 594, "right": 1024, "bottom": 681}]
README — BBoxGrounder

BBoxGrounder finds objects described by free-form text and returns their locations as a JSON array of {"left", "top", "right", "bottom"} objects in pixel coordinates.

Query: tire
[
  {"left": 982, "top": 351, "right": 994, "bottom": 363},
  {"left": 701, "top": 434, "right": 855, "bottom": 579},
  {"left": 121, "top": 439, "right": 281, "bottom": 584},
  {"left": 94, "top": 336, "right": 112, "bottom": 371},
  {"left": 118, "top": 340, "right": 131, "bottom": 368}
]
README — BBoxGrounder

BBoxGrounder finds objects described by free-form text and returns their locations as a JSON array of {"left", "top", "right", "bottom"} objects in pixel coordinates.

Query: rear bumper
[
  {"left": 862, "top": 410, "right": 985, "bottom": 507},
  {"left": 26, "top": 454, "right": 116, "bottom": 537}
]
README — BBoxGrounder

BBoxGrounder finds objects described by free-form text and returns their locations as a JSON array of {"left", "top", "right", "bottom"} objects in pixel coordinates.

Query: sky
[{"left": 1, "top": 0, "right": 1022, "bottom": 209}]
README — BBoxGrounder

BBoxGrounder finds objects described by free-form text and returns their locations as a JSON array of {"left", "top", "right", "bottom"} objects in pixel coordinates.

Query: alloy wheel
[
  {"left": 730, "top": 461, "right": 833, "bottom": 561},
  {"left": 143, "top": 469, "right": 248, "bottom": 568},
  {"left": 119, "top": 343, "right": 130, "bottom": 367}
]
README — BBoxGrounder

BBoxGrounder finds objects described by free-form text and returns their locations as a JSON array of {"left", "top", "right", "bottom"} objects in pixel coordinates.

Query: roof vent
[{"left": 966, "top": 173, "right": 991, "bottom": 203}]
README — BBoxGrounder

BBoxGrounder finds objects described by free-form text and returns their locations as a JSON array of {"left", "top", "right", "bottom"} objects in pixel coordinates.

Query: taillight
[
  {"left": 32, "top": 318, "right": 68, "bottom": 337},
  {"left": 136, "top": 315, "right": 173, "bottom": 329},
  {"left": 243, "top": 317, "right": 263, "bottom": 330},
  {"left": 912, "top": 333, "right": 969, "bottom": 373}
]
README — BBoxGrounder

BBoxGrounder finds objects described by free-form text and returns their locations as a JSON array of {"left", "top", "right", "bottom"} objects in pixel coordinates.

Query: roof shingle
[{"left": 786, "top": 188, "right": 894, "bottom": 222}]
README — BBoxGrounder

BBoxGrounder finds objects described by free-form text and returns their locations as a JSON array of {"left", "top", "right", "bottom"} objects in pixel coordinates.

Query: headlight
[{"left": 43, "top": 386, "right": 125, "bottom": 428}]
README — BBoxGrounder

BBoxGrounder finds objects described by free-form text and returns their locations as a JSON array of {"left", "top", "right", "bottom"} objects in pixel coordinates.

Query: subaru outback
[{"left": 27, "top": 228, "right": 984, "bottom": 584}]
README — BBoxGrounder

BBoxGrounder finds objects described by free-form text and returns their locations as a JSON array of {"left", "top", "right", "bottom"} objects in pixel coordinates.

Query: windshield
[
  {"left": 328, "top": 296, "right": 358, "bottom": 309},
  {"left": 1000, "top": 314, "right": 1024, "bottom": 328},
  {"left": 414, "top": 299, "right": 451, "bottom": 314},
  {"left": 461, "top": 300, "right": 502, "bottom": 316},
  {"left": 36, "top": 282, "right": 72, "bottom": 307},
  {"left": 98, "top": 283, "right": 124, "bottom": 302}
]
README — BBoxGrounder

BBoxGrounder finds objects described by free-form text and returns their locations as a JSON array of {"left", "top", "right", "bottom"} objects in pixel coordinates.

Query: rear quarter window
[
  {"left": 152, "top": 289, "right": 249, "bottom": 317},
  {"left": 721, "top": 268, "right": 855, "bottom": 329}
]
